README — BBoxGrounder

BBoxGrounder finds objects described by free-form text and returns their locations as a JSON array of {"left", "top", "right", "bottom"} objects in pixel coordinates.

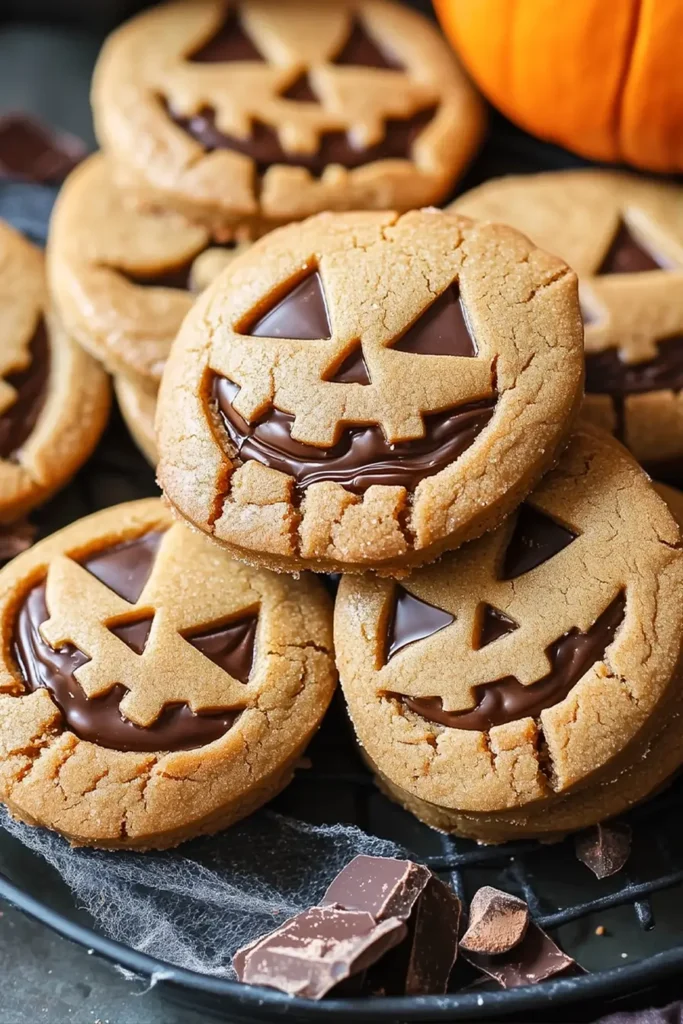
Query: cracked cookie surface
[
  {"left": 48, "top": 153, "right": 254, "bottom": 390},
  {"left": 156, "top": 208, "right": 584, "bottom": 575},
  {"left": 452, "top": 170, "right": 683, "bottom": 481},
  {"left": 334, "top": 428, "right": 683, "bottom": 842},
  {"left": 0, "top": 218, "right": 110, "bottom": 523},
  {"left": 0, "top": 499, "right": 335, "bottom": 849},
  {"left": 91, "top": 0, "right": 484, "bottom": 234}
]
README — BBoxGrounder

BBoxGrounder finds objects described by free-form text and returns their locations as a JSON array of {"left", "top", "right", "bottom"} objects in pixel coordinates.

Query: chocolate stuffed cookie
[
  {"left": 0, "top": 218, "right": 110, "bottom": 523},
  {"left": 335, "top": 427, "right": 683, "bottom": 843},
  {"left": 157, "top": 208, "right": 584, "bottom": 575},
  {"left": 453, "top": 171, "right": 683, "bottom": 480},
  {"left": 48, "top": 153, "right": 252, "bottom": 390},
  {"left": 0, "top": 499, "right": 335, "bottom": 849},
  {"left": 91, "top": 0, "right": 484, "bottom": 234}
]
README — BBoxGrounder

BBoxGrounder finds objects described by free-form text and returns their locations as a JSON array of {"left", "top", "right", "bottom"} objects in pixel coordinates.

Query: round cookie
[
  {"left": 0, "top": 219, "right": 110, "bottom": 524},
  {"left": 48, "top": 153, "right": 253, "bottom": 389},
  {"left": 114, "top": 375, "right": 158, "bottom": 466},
  {"left": 452, "top": 170, "right": 683, "bottom": 480},
  {"left": 91, "top": 0, "right": 485, "bottom": 235},
  {"left": 0, "top": 499, "right": 335, "bottom": 849},
  {"left": 335, "top": 427, "right": 683, "bottom": 843},
  {"left": 157, "top": 208, "right": 584, "bottom": 575}
]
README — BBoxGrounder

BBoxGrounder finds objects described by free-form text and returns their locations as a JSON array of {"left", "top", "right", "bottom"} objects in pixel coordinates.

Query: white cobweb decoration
[{"left": 0, "top": 806, "right": 404, "bottom": 978}]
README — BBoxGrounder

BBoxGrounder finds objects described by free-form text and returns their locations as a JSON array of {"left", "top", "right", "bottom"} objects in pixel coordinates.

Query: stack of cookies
[{"left": 0, "top": 0, "right": 682, "bottom": 867}]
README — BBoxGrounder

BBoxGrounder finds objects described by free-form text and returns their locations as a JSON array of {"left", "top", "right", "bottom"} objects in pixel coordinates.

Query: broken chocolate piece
[
  {"left": 322, "top": 855, "right": 461, "bottom": 995},
  {"left": 460, "top": 886, "right": 529, "bottom": 955},
  {"left": 233, "top": 906, "right": 406, "bottom": 999},
  {"left": 462, "top": 921, "right": 576, "bottom": 988},
  {"left": 0, "top": 114, "right": 85, "bottom": 183},
  {"left": 321, "top": 854, "right": 430, "bottom": 921},
  {"left": 0, "top": 519, "right": 35, "bottom": 564},
  {"left": 575, "top": 822, "right": 632, "bottom": 879},
  {"left": 402, "top": 875, "right": 461, "bottom": 995}
]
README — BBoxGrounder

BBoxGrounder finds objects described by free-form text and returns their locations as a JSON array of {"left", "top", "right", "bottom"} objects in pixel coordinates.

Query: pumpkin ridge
[{"left": 612, "top": 0, "right": 644, "bottom": 163}]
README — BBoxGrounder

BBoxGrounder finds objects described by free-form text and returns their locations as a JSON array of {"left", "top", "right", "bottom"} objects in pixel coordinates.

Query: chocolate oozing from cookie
[
  {"left": 502, "top": 504, "right": 577, "bottom": 580},
  {"left": 173, "top": 13, "right": 430, "bottom": 173},
  {"left": 333, "top": 20, "right": 402, "bottom": 69},
  {"left": 247, "top": 272, "right": 331, "bottom": 341},
  {"left": 171, "top": 105, "right": 437, "bottom": 177},
  {"left": 392, "top": 285, "right": 478, "bottom": 357},
  {"left": 585, "top": 335, "right": 683, "bottom": 397},
  {"left": 385, "top": 587, "right": 454, "bottom": 661},
  {"left": 398, "top": 592, "right": 625, "bottom": 731},
  {"left": 13, "top": 531, "right": 257, "bottom": 752},
  {"left": 188, "top": 13, "right": 265, "bottom": 63},
  {"left": 586, "top": 219, "right": 680, "bottom": 405},
  {"left": 477, "top": 605, "right": 519, "bottom": 649},
  {"left": 598, "top": 221, "right": 671, "bottom": 275},
  {"left": 215, "top": 280, "right": 494, "bottom": 493},
  {"left": 215, "top": 379, "right": 493, "bottom": 493},
  {"left": 0, "top": 320, "right": 50, "bottom": 460}
]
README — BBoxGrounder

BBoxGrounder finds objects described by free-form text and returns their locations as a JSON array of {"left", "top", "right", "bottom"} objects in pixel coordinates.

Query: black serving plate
[{"left": 1, "top": 10, "right": 683, "bottom": 1024}]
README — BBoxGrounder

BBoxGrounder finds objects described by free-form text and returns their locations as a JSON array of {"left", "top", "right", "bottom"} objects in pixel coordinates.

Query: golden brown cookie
[
  {"left": 48, "top": 153, "right": 253, "bottom": 389},
  {"left": 114, "top": 375, "right": 158, "bottom": 466},
  {"left": 0, "top": 499, "right": 335, "bottom": 849},
  {"left": 335, "top": 427, "right": 683, "bottom": 842},
  {"left": 0, "top": 219, "right": 110, "bottom": 524},
  {"left": 91, "top": 0, "right": 485, "bottom": 235},
  {"left": 452, "top": 170, "right": 683, "bottom": 480},
  {"left": 157, "top": 208, "right": 584, "bottom": 575}
]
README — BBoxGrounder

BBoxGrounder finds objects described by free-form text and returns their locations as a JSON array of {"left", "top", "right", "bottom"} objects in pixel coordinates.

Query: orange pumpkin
[{"left": 435, "top": 0, "right": 683, "bottom": 172}]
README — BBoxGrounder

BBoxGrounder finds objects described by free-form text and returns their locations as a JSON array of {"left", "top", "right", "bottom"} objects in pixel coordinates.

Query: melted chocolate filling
[
  {"left": 13, "top": 532, "right": 257, "bottom": 752},
  {"left": 586, "top": 335, "right": 683, "bottom": 397},
  {"left": 170, "top": 105, "right": 437, "bottom": 177},
  {"left": 214, "top": 377, "right": 494, "bottom": 494},
  {"left": 397, "top": 594, "right": 625, "bottom": 731},
  {"left": 0, "top": 320, "right": 49, "bottom": 459}
]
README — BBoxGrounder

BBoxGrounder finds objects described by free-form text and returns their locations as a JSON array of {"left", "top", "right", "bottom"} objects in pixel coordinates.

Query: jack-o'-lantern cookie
[
  {"left": 0, "top": 219, "right": 110, "bottom": 524},
  {"left": 335, "top": 427, "right": 683, "bottom": 842},
  {"left": 48, "top": 154, "right": 253, "bottom": 390},
  {"left": 91, "top": 0, "right": 484, "bottom": 235},
  {"left": 157, "top": 208, "right": 584, "bottom": 575},
  {"left": 453, "top": 171, "right": 683, "bottom": 480},
  {"left": 0, "top": 499, "right": 335, "bottom": 849}
]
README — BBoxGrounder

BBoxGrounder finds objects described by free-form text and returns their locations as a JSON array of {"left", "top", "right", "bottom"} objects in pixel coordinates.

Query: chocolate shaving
[
  {"left": 233, "top": 906, "right": 406, "bottom": 999},
  {"left": 462, "top": 920, "right": 576, "bottom": 989},
  {"left": 0, "top": 519, "right": 36, "bottom": 565},
  {"left": 460, "top": 886, "right": 529, "bottom": 955},
  {"left": 575, "top": 822, "right": 632, "bottom": 879}
]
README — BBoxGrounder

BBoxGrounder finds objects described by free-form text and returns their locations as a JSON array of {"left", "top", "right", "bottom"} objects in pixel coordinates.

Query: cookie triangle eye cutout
[
  {"left": 385, "top": 585, "right": 454, "bottom": 663},
  {"left": 185, "top": 614, "right": 258, "bottom": 685},
  {"left": 109, "top": 614, "right": 155, "bottom": 655},
  {"left": 83, "top": 532, "right": 163, "bottom": 603},
  {"left": 333, "top": 19, "right": 402, "bottom": 70},
  {"left": 392, "top": 285, "right": 477, "bottom": 357},
  {"left": 327, "top": 344, "right": 371, "bottom": 385},
  {"left": 502, "top": 504, "right": 578, "bottom": 581},
  {"left": 188, "top": 14, "right": 265, "bottom": 63},
  {"left": 282, "top": 74, "right": 318, "bottom": 103},
  {"left": 598, "top": 220, "right": 671, "bottom": 275},
  {"left": 246, "top": 272, "right": 332, "bottom": 341},
  {"left": 476, "top": 604, "right": 519, "bottom": 649}
]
